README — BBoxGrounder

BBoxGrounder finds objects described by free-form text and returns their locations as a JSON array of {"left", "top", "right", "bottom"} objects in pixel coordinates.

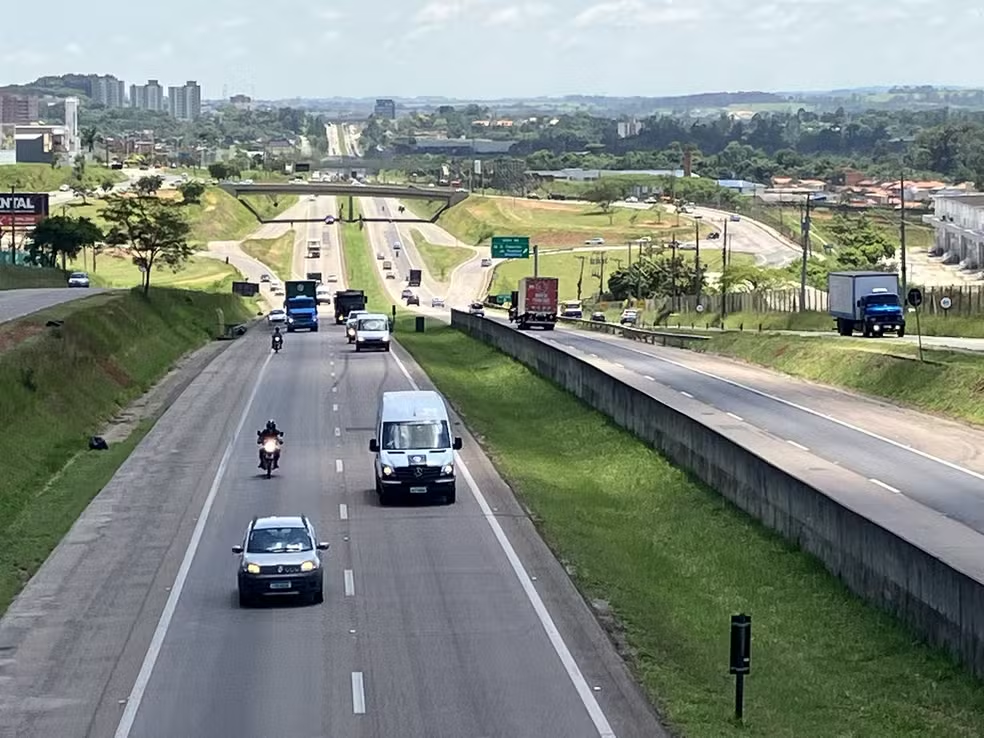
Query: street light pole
[
  {"left": 694, "top": 214, "right": 703, "bottom": 304},
  {"left": 799, "top": 192, "right": 812, "bottom": 312},
  {"left": 721, "top": 217, "right": 729, "bottom": 323}
]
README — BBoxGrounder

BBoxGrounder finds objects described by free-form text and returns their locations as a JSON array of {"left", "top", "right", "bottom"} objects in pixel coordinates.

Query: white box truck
[{"left": 828, "top": 271, "right": 905, "bottom": 337}]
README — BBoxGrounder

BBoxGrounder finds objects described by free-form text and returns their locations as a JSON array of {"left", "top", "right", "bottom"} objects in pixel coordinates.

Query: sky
[{"left": 3, "top": 0, "right": 984, "bottom": 100}]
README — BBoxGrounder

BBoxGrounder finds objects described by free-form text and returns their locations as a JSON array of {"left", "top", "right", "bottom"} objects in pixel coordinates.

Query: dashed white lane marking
[
  {"left": 643, "top": 375, "right": 655, "bottom": 381},
  {"left": 727, "top": 412, "right": 744, "bottom": 421},
  {"left": 339, "top": 503, "right": 348, "bottom": 520},
  {"left": 336, "top": 459, "right": 344, "bottom": 473},
  {"left": 332, "top": 386, "right": 337, "bottom": 393},
  {"left": 344, "top": 569, "right": 355, "bottom": 596},
  {"left": 869, "top": 478, "right": 902, "bottom": 495},
  {"left": 679, "top": 391, "right": 694, "bottom": 399},
  {"left": 351, "top": 672, "right": 366, "bottom": 714},
  {"left": 334, "top": 427, "right": 341, "bottom": 437},
  {"left": 332, "top": 403, "right": 339, "bottom": 412},
  {"left": 786, "top": 439, "right": 810, "bottom": 452},
  {"left": 613, "top": 362, "right": 624, "bottom": 369}
]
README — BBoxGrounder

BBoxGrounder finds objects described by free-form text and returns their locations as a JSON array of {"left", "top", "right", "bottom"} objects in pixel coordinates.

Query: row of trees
[{"left": 27, "top": 176, "right": 201, "bottom": 293}]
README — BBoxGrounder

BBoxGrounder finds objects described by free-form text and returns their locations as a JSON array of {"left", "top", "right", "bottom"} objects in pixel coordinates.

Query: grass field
[
  {"left": 702, "top": 332, "right": 984, "bottom": 426},
  {"left": 0, "top": 163, "right": 125, "bottom": 192},
  {"left": 67, "top": 251, "right": 240, "bottom": 291},
  {"left": 490, "top": 248, "right": 755, "bottom": 301},
  {"left": 240, "top": 231, "right": 295, "bottom": 281},
  {"left": 395, "top": 319, "right": 984, "bottom": 737},
  {"left": 403, "top": 195, "right": 708, "bottom": 249},
  {"left": 0, "top": 288, "right": 252, "bottom": 614},
  {"left": 709, "top": 310, "right": 984, "bottom": 338},
  {"left": 0, "top": 265, "right": 66, "bottom": 289},
  {"left": 408, "top": 229, "right": 473, "bottom": 282},
  {"left": 340, "top": 202, "right": 394, "bottom": 312}
]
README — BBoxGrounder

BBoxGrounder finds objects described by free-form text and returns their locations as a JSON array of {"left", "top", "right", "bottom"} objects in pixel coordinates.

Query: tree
[
  {"left": 208, "top": 162, "right": 231, "bottom": 180},
  {"left": 177, "top": 180, "right": 206, "bottom": 205},
  {"left": 27, "top": 215, "right": 103, "bottom": 269},
  {"left": 134, "top": 174, "right": 164, "bottom": 195},
  {"left": 607, "top": 255, "right": 701, "bottom": 300},
  {"left": 825, "top": 214, "right": 896, "bottom": 269},
  {"left": 101, "top": 178, "right": 116, "bottom": 196},
  {"left": 723, "top": 263, "right": 788, "bottom": 291},
  {"left": 81, "top": 126, "right": 99, "bottom": 153},
  {"left": 102, "top": 195, "right": 193, "bottom": 294},
  {"left": 70, "top": 154, "right": 92, "bottom": 204},
  {"left": 582, "top": 179, "right": 628, "bottom": 224}
]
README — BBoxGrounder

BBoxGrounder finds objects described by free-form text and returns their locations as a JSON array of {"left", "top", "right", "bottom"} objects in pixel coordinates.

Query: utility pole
[
  {"left": 9, "top": 185, "right": 16, "bottom": 266},
  {"left": 597, "top": 252, "right": 608, "bottom": 298},
  {"left": 721, "top": 217, "right": 730, "bottom": 323},
  {"left": 575, "top": 255, "right": 586, "bottom": 301},
  {"left": 799, "top": 192, "right": 812, "bottom": 312},
  {"left": 899, "top": 170, "right": 908, "bottom": 294},
  {"left": 670, "top": 239, "right": 679, "bottom": 309},
  {"left": 694, "top": 214, "right": 703, "bottom": 304}
]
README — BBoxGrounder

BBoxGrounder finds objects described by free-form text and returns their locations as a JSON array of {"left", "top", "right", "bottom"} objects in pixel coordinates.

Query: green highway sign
[{"left": 491, "top": 236, "right": 530, "bottom": 259}]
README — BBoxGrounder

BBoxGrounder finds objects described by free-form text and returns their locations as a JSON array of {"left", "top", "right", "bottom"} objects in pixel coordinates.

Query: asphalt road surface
[
  {"left": 0, "top": 322, "right": 664, "bottom": 738},
  {"left": 487, "top": 317, "right": 984, "bottom": 534},
  {"left": 0, "top": 287, "right": 114, "bottom": 325}
]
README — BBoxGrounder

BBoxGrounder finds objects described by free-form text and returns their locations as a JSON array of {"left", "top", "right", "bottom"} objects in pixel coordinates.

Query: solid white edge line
[
  {"left": 335, "top": 459, "right": 344, "bottom": 473},
  {"left": 114, "top": 351, "right": 274, "bottom": 738},
  {"left": 679, "top": 390, "right": 694, "bottom": 399},
  {"left": 388, "top": 349, "right": 616, "bottom": 738},
  {"left": 786, "top": 439, "right": 810, "bottom": 452},
  {"left": 351, "top": 671, "right": 366, "bottom": 714},
  {"left": 587, "top": 336, "right": 984, "bottom": 486},
  {"left": 344, "top": 569, "right": 355, "bottom": 596},
  {"left": 339, "top": 503, "right": 349, "bottom": 520},
  {"left": 869, "top": 478, "right": 902, "bottom": 495}
]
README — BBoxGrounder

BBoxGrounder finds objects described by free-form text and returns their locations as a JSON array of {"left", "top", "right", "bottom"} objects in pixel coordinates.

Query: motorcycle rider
[
  {"left": 257, "top": 419, "right": 284, "bottom": 469},
  {"left": 271, "top": 326, "right": 283, "bottom": 350}
]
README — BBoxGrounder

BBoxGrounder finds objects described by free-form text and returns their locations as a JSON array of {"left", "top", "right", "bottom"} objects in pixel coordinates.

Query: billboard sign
[{"left": 0, "top": 192, "right": 49, "bottom": 227}]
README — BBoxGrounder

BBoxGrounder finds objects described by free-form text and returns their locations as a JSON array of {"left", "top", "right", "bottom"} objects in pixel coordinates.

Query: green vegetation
[
  {"left": 702, "top": 332, "right": 984, "bottom": 426},
  {"left": 697, "top": 310, "right": 984, "bottom": 339},
  {"left": 67, "top": 252, "right": 239, "bottom": 291},
  {"left": 340, "top": 201, "right": 393, "bottom": 311},
  {"left": 0, "top": 163, "right": 124, "bottom": 192},
  {"left": 0, "top": 288, "right": 252, "bottom": 613},
  {"left": 240, "top": 231, "right": 295, "bottom": 281},
  {"left": 0, "top": 265, "right": 66, "bottom": 289},
  {"left": 395, "top": 319, "right": 984, "bottom": 737},
  {"left": 404, "top": 195, "right": 703, "bottom": 248},
  {"left": 408, "top": 230, "right": 473, "bottom": 282},
  {"left": 183, "top": 188, "right": 298, "bottom": 245}
]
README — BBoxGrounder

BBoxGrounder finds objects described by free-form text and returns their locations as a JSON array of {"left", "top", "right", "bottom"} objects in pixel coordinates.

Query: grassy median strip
[
  {"left": 408, "top": 229, "right": 473, "bottom": 282},
  {"left": 395, "top": 317, "right": 984, "bottom": 737},
  {"left": 340, "top": 201, "right": 395, "bottom": 311},
  {"left": 0, "top": 288, "right": 252, "bottom": 614},
  {"left": 240, "top": 230, "right": 295, "bottom": 282}
]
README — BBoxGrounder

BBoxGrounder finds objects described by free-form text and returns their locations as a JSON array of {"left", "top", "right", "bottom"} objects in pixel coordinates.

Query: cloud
[
  {"left": 486, "top": 3, "right": 553, "bottom": 26},
  {"left": 315, "top": 8, "right": 344, "bottom": 21},
  {"left": 0, "top": 49, "right": 47, "bottom": 65},
  {"left": 218, "top": 16, "right": 250, "bottom": 29},
  {"left": 136, "top": 42, "right": 174, "bottom": 62},
  {"left": 572, "top": 0, "right": 701, "bottom": 28},
  {"left": 414, "top": 0, "right": 483, "bottom": 25},
  {"left": 323, "top": 29, "right": 340, "bottom": 41},
  {"left": 65, "top": 42, "right": 83, "bottom": 55}
]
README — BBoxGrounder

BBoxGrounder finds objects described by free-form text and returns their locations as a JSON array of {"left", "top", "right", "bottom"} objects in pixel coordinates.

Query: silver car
[
  {"left": 232, "top": 515, "right": 329, "bottom": 607},
  {"left": 431, "top": 297, "right": 445, "bottom": 308},
  {"left": 67, "top": 271, "right": 90, "bottom": 288}
]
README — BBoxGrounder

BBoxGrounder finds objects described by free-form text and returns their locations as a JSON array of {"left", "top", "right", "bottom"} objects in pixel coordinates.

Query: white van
[
  {"left": 354, "top": 313, "right": 391, "bottom": 352},
  {"left": 369, "top": 390, "right": 463, "bottom": 505}
]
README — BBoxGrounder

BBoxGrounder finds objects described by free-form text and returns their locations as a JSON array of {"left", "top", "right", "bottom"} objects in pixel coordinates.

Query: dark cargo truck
[
  {"left": 284, "top": 280, "right": 319, "bottom": 332},
  {"left": 334, "top": 289, "right": 367, "bottom": 324},
  {"left": 407, "top": 268, "right": 422, "bottom": 287},
  {"left": 306, "top": 272, "right": 323, "bottom": 283}
]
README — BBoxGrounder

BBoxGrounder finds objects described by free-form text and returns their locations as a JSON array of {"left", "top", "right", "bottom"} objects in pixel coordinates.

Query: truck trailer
[
  {"left": 508, "top": 276, "right": 559, "bottom": 330},
  {"left": 828, "top": 271, "right": 905, "bottom": 337},
  {"left": 283, "top": 280, "right": 320, "bottom": 332}
]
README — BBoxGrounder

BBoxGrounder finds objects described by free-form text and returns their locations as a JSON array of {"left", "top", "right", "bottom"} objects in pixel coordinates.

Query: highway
[
  {"left": 0, "top": 310, "right": 663, "bottom": 738},
  {"left": 486, "top": 317, "right": 984, "bottom": 533},
  {"left": 0, "top": 286, "right": 114, "bottom": 324}
]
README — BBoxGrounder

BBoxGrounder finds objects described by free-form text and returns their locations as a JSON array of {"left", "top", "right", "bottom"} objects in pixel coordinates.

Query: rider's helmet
[{"left": 266, "top": 419, "right": 277, "bottom": 431}]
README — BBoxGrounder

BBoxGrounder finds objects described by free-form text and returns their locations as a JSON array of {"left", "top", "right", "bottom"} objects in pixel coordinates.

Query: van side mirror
[
  {"left": 453, "top": 437, "right": 463, "bottom": 450},
  {"left": 316, "top": 542, "right": 330, "bottom": 550},
  {"left": 369, "top": 438, "right": 379, "bottom": 452},
  {"left": 231, "top": 545, "right": 243, "bottom": 554}
]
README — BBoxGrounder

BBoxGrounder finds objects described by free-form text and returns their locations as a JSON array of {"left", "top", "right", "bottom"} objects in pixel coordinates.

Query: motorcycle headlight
[
  {"left": 382, "top": 465, "right": 393, "bottom": 476},
  {"left": 300, "top": 560, "right": 318, "bottom": 572},
  {"left": 263, "top": 440, "right": 277, "bottom": 452},
  {"left": 246, "top": 563, "right": 261, "bottom": 574},
  {"left": 441, "top": 464, "right": 454, "bottom": 476}
]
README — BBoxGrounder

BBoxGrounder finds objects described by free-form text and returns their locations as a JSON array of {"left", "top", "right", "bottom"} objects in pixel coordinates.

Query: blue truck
[
  {"left": 284, "top": 280, "right": 319, "bottom": 332},
  {"left": 828, "top": 271, "right": 905, "bottom": 338}
]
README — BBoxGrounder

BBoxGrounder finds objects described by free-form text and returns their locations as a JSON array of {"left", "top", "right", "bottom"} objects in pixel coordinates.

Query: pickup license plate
[
  {"left": 269, "top": 581, "right": 292, "bottom": 590},
  {"left": 409, "top": 486, "right": 428, "bottom": 494}
]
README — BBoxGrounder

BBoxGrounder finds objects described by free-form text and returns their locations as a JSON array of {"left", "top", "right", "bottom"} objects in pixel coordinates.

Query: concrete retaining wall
[{"left": 450, "top": 309, "right": 984, "bottom": 678}]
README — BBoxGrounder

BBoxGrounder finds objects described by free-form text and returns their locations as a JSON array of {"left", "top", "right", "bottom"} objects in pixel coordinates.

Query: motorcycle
[
  {"left": 272, "top": 335, "right": 283, "bottom": 353},
  {"left": 259, "top": 436, "right": 282, "bottom": 478}
]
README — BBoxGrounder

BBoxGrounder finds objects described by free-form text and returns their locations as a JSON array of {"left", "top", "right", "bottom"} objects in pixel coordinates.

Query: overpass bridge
[{"left": 218, "top": 182, "right": 468, "bottom": 225}]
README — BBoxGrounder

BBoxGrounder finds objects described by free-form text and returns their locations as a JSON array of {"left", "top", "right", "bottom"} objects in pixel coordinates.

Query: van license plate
[
  {"left": 269, "top": 581, "right": 292, "bottom": 590},
  {"left": 409, "top": 486, "right": 428, "bottom": 494}
]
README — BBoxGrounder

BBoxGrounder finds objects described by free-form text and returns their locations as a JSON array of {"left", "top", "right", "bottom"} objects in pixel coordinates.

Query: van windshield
[
  {"left": 359, "top": 318, "right": 387, "bottom": 331},
  {"left": 382, "top": 420, "right": 451, "bottom": 450}
]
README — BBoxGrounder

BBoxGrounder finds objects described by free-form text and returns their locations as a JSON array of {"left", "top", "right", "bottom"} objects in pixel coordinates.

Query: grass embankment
[
  {"left": 395, "top": 318, "right": 984, "bottom": 737},
  {"left": 0, "top": 288, "right": 252, "bottom": 614},
  {"left": 340, "top": 201, "right": 393, "bottom": 312},
  {"left": 408, "top": 229, "right": 473, "bottom": 282},
  {"left": 0, "top": 163, "right": 125, "bottom": 192},
  {"left": 707, "top": 310, "right": 984, "bottom": 338},
  {"left": 240, "top": 230, "right": 295, "bottom": 281},
  {"left": 403, "top": 195, "right": 705, "bottom": 249},
  {"left": 68, "top": 252, "right": 241, "bottom": 291},
  {"left": 0, "top": 265, "right": 66, "bottom": 289},
  {"left": 703, "top": 332, "right": 984, "bottom": 426},
  {"left": 491, "top": 250, "right": 755, "bottom": 301}
]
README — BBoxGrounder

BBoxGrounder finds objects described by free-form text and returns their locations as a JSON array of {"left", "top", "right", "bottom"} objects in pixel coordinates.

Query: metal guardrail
[{"left": 556, "top": 316, "right": 710, "bottom": 347}]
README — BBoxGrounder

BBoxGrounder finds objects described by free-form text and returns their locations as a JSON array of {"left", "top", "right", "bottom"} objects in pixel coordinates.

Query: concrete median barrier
[{"left": 449, "top": 308, "right": 984, "bottom": 679}]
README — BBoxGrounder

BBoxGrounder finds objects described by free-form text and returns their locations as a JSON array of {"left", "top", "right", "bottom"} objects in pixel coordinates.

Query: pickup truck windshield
[{"left": 382, "top": 420, "right": 451, "bottom": 450}]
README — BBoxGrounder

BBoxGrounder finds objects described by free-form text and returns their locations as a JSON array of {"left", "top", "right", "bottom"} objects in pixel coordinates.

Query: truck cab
[{"left": 284, "top": 280, "right": 320, "bottom": 332}]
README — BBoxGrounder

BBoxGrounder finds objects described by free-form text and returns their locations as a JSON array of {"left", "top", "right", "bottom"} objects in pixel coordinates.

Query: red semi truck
[{"left": 508, "top": 276, "right": 558, "bottom": 330}]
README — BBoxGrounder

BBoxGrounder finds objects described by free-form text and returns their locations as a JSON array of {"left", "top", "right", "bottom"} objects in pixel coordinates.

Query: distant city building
[
  {"left": 230, "top": 94, "right": 253, "bottom": 110},
  {"left": 130, "top": 79, "right": 164, "bottom": 111},
  {"left": 926, "top": 193, "right": 984, "bottom": 268},
  {"left": 14, "top": 124, "right": 67, "bottom": 164},
  {"left": 168, "top": 81, "right": 202, "bottom": 121},
  {"left": 90, "top": 75, "right": 126, "bottom": 108},
  {"left": 0, "top": 94, "right": 40, "bottom": 124},
  {"left": 374, "top": 98, "right": 396, "bottom": 120},
  {"left": 616, "top": 119, "right": 642, "bottom": 138},
  {"left": 64, "top": 96, "right": 80, "bottom": 156}
]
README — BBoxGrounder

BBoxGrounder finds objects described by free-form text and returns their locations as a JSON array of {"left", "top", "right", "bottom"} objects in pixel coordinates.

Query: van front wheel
[{"left": 445, "top": 486, "right": 456, "bottom": 505}]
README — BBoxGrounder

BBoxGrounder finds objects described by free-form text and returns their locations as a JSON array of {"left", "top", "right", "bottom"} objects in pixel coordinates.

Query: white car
[
  {"left": 393, "top": 242, "right": 402, "bottom": 250},
  {"left": 467, "top": 302, "right": 485, "bottom": 317},
  {"left": 325, "top": 274, "right": 338, "bottom": 283},
  {"left": 67, "top": 271, "right": 90, "bottom": 288},
  {"left": 58, "top": 183, "right": 71, "bottom": 192},
  {"left": 480, "top": 258, "right": 492, "bottom": 267},
  {"left": 431, "top": 297, "right": 445, "bottom": 308},
  {"left": 585, "top": 237, "right": 605, "bottom": 245},
  {"left": 315, "top": 286, "right": 332, "bottom": 304},
  {"left": 268, "top": 308, "right": 287, "bottom": 325}
]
